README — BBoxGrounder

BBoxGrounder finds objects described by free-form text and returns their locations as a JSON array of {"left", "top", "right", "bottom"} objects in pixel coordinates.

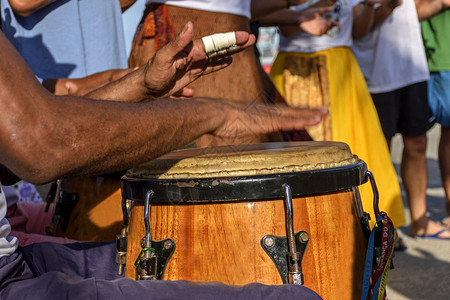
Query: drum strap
[{"left": 360, "top": 212, "right": 396, "bottom": 300}]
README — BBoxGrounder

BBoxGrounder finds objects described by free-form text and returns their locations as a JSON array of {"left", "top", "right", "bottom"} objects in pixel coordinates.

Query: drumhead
[
  {"left": 127, "top": 141, "right": 359, "bottom": 179},
  {"left": 122, "top": 142, "right": 367, "bottom": 203}
]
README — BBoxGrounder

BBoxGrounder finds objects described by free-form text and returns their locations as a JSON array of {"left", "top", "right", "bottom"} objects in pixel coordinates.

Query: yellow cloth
[{"left": 270, "top": 47, "right": 405, "bottom": 228}]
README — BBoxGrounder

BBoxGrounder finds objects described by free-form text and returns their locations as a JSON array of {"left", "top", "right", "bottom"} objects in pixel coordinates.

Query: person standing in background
[
  {"left": 270, "top": 0, "right": 406, "bottom": 230},
  {"left": 353, "top": 0, "right": 450, "bottom": 239},
  {"left": 417, "top": 0, "right": 450, "bottom": 230}
]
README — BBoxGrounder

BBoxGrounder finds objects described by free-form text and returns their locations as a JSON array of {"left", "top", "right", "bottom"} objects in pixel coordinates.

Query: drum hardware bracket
[
  {"left": 45, "top": 180, "right": 79, "bottom": 236},
  {"left": 365, "top": 171, "right": 380, "bottom": 219},
  {"left": 261, "top": 184, "right": 308, "bottom": 285},
  {"left": 116, "top": 198, "right": 132, "bottom": 275},
  {"left": 135, "top": 237, "right": 176, "bottom": 280},
  {"left": 44, "top": 180, "right": 59, "bottom": 213},
  {"left": 361, "top": 212, "right": 372, "bottom": 237},
  {"left": 284, "top": 184, "right": 304, "bottom": 285},
  {"left": 260, "top": 231, "right": 309, "bottom": 285},
  {"left": 134, "top": 190, "right": 176, "bottom": 280},
  {"left": 116, "top": 234, "right": 127, "bottom": 276},
  {"left": 366, "top": 171, "right": 396, "bottom": 270}
]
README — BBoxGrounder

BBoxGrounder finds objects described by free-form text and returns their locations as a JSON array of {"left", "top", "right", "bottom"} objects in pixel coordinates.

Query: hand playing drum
[{"left": 85, "top": 22, "right": 256, "bottom": 101}]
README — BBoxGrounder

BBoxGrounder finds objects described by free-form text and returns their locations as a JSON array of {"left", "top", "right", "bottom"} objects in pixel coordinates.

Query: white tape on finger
[{"left": 202, "top": 32, "right": 238, "bottom": 59}]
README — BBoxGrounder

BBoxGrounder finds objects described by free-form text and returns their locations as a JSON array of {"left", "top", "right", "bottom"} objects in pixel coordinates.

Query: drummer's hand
[
  {"left": 209, "top": 99, "right": 328, "bottom": 143},
  {"left": 142, "top": 21, "right": 256, "bottom": 98}
]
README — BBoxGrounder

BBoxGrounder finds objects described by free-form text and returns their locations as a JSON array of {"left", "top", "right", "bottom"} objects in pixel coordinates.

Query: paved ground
[{"left": 386, "top": 124, "right": 450, "bottom": 300}]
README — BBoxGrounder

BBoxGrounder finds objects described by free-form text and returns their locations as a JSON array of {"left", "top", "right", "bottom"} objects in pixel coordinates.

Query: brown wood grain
[
  {"left": 125, "top": 190, "right": 367, "bottom": 299},
  {"left": 57, "top": 177, "right": 123, "bottom": 241}
]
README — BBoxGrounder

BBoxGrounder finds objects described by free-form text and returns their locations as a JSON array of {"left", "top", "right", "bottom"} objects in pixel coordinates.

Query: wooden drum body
[
  {"left": 119, "top": 142, "right": 373, "bottom": 300},
  {"left": 60, "top": 176, "right": 123, "bottom": 241}
]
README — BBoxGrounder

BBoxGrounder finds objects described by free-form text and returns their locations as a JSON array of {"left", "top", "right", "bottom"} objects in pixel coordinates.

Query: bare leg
[
  {"left": 402, "top": 134, "right": 450, "bottom": 238},
  {"left": 439, "top": 126, "right": 450, "bottom": 227}
]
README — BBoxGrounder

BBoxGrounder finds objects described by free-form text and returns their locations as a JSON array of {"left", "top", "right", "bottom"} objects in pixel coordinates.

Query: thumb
[{"left": 164, "top": 22, "right": 194, "bottom": 56}]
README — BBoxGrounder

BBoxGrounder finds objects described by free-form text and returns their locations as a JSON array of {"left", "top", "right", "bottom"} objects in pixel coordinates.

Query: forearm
[
  {"left": 1, "top": 94, "right": 224, "bottom": 184},
  {"left": 8, "top": 0, "right": 57, "bottom": 17},
  {"left": 0, "top": 31, "right": 222, "bottom": 184},
  {"left": 251, "top": 0, "right": 292, "bottom": 19},
  {"left": 416, "top": 0, "right": 448, "bottom": 21},
  {"left": 256, "top": 9, "right": 300, "bottom": 26},
  {"left": 44, "top": 69, "right": 135, "bottom": 97},
  {"left": 372, "top": 4, "right": 396, "bottom": 28},
  {"left": 352, "top": 4, "right": 376, "bottom": 38},
  {"left": 84, "top": 67, "right": 148, "bottom": 101},
  {"left": 279, "top": 25, "right": 303, "bottom": 37}
]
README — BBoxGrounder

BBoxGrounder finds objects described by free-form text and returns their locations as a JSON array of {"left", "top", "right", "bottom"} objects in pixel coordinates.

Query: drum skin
[{"left": 125, "top": 189, "right": 367, "bottom": 300}]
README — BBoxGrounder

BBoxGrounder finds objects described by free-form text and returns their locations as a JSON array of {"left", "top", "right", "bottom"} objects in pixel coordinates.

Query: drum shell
[
  {"left": 58, "top": 177, "right": 123, "bottom": 241},
  {"left": 125, "top": 188, "right": 367, "bottom": 300}
]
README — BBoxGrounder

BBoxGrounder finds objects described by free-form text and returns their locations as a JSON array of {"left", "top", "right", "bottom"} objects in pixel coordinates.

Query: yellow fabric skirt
[{"left": 270, "top": 47, "right": 405, "bottom": 227}]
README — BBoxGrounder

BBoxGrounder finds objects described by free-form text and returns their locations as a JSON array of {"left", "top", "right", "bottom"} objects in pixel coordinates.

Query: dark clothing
[
  {"left": 0, "top": 241, "right": 322, "bottom": 300},
  {"left": 371, "top": 81, "right": 435, "bottom": 140}
]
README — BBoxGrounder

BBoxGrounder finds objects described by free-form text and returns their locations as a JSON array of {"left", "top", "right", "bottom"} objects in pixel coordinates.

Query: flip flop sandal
[
  {"left": 416, "top": 228, "right": 450, "bottom": 239},
  {"left": 394, "top": 237, "right": 408, "bottom": 251}
]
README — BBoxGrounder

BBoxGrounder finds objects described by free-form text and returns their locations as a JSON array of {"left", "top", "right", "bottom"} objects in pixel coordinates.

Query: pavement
[{"left": 386, "top": 124, "right": 450, "bottom": 300}]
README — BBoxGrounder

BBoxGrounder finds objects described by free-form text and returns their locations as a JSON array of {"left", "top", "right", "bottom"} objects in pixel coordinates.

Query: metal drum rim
[{"left": 121, "top": 160, "right": 368, "bottom": 204}]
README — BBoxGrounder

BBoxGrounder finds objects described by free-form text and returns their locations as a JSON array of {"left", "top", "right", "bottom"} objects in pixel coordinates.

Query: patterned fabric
[
  {"left": 7, "top": 181, "right": 43, "bottom": 205},
  {"left": 131, "top": 4, "right": 174, "bottom": 55}
]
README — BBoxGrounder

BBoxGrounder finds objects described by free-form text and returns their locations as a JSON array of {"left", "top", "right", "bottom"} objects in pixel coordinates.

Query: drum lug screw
[
  {"left": 299, "top": 232, "right": 309, "bottom": 243},
  {"left": 163, "top": 240, "right": 173, "bottom": 250},
  {"left": 264, "top": 236, "right": 275, "bottom": 247}
]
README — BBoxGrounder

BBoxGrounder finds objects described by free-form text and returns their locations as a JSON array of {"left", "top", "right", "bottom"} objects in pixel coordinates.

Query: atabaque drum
[
  {"left": 55, "top": 176, "right": 123, "bottom": 241},
  {"left": 119, "top": 142, "right": 376, "bottom": 300}
]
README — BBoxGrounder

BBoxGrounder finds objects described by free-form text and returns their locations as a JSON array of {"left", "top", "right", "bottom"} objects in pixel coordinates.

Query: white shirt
[
  {"left": 351, "top": 0, "right": 429, "bottom": 93},
  {"left": 279, "top": 0, "right": 361, "bottom": 53},
  {"left": 0, "top": 182, "right": 18, "bottom": 258},
  {"left": 146, "top": 0, "right": 251, "bottom": 19}
]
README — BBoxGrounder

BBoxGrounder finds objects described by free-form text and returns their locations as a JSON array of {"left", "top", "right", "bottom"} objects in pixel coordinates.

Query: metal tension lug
[
  {"left": 135, "top": 238, "right": 176, "bottom": 280},
  {"left": 116, "top": 198, "right": 132, "bottom": 275},
  {"left": 260, "top": 231, "right": 309, "bottom": 284},
  {"left": 115, "top": 234, "right": 128, "bottom": 276}
]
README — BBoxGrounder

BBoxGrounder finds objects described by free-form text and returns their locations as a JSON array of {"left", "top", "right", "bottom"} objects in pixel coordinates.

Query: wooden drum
[
  {"left": 119, "top": 142, "right": 374, "bottom": 299},
  {"left": 45, "top": 175, "right": 124, "bottom": 242},
  {"left": 59, "top": 176, "right": 123, "bottom": 241}
]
